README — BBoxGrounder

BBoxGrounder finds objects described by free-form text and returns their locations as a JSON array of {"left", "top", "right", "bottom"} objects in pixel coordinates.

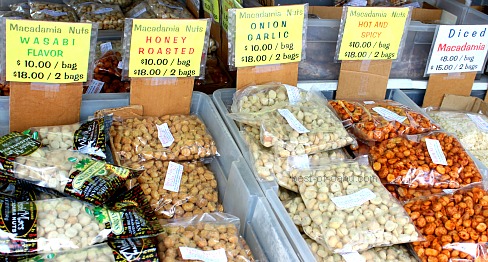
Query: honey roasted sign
[
  {"left": 5, "top": 20, "right": 92, "bottom": 83},
  {"left": 127, "top": 19, "right": 209, "bottom": 78}
]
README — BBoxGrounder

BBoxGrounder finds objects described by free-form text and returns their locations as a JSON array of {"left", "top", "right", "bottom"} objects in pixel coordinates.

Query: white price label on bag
[
  {"left": 284, "top": 84, "right": 301, "bottom": 105},
  {"left": 425, "top": 138, "right": 448, "bottom": 165},
  {"left": 467, "top": 113, "right": 488, "bottom": 132},
  {"left": 290, "top": 154, "right": 310, "bottom": 169},
  {"left": 163, "top": 162, "right": 184, "bottom": 192},
  {"left": 278, "top": 109, "right": 310, "bottom": 134},
  {"left": 156, "top": 123, "right": 175, "bottom": 147},
  {"left": 331, "top": 188, "right": 376, "bottom": 210},
  {"left": 372, "top": 107, "right": 407, "bottom": 123},
  {"left": 86, "top": 79, "right": 104, "bottom": 94},
  {"left": 341, "top": 252, "right": 366, "bottom": 262},
  {"left": 179, "top": 247, "right": 227, "bottom": 262},
  {"left": 100, "top": 42, "right": 113, "bottom": 54}
]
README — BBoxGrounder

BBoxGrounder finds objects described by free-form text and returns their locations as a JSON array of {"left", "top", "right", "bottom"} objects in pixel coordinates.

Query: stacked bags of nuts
[
  {"left": 229, "top": 84, "right": 356, "bottom": 189},
  {"left": 108, "top": 113, "right": 258, "bottom": 259},
  {"left": 327, "top": 99, "right": 486, "bottom": 201},
  {"left": 426, "top": 109, "right": 488, "bottom": 168},
  {"left": 0, "top": 133, "right": 164, "bottom": 260},
  {"left": 109, "top": 114, "right": 222, "bottom": 219},
  {"left": 283, "top": 156, "right": 422, "bottom": 260},
  {"left": 0, "top": 173, "right": 161, "bottom": 262}
]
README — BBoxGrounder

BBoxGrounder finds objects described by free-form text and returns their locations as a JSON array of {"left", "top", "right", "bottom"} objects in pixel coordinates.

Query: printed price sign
[
  {"left": 204, "top": 0, "right": 220, "bottom": 22},
  {"left": 426, "top": 25, "right": 488, "bottom": 74},
  {"left": 337, "top": 7, "right": 410, "bottom": 60},
  {"left": 128, "top": 19, "right": 209, "bottom": 78},
  {"left": 6, "top": 20, "right": 92, "bottom": 83},
  {"left": 233, "top": 5, "right": 306, "bottom": 67}
]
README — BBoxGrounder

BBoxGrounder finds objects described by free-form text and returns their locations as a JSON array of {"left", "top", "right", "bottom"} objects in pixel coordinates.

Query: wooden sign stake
[
  {"left": 422, "top": 72, "right": 476, "bottom": 107},
  {"left": 336, "top": 60, "right": 393, "bottom": 100},
  {"left": 10, "top": 82, "right": 83, "bottom": 132},
  {"left": 236, "top": 62, "right": 299, "bottom": 90},
  {"left": 130, "top": 77, "right": 194, "bottom": 116}
]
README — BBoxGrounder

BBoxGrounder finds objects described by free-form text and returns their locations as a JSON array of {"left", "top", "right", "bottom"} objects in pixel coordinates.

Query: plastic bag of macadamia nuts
[
  {"left": 293, "top": 156, "right": 424, "bottom": 253},
  {"left": 156, "top": 213, "right": 255, "bottom": 261},
  {"left": 0, "top": 197, "right": 163, "bottom": 255},
  {"left": 110, "top": 115, "right": 218, "bottom": 169},
  {"left": 2, "top": 237, "right": 160, "bottom": 261},
  {"left": 27, "top": 116, "right": 112, "bottom": 160},
  {"left": 0, "top": 132, "right": 141, "bottom": 207}
]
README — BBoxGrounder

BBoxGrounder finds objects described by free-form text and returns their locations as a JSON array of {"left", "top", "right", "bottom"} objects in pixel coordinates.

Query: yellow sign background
[
  {"left": 338, "top": 7, "right": 409, "bottom": 60},
  {"left": 6, "top": 20, "right": 92, "bottom": 83},
  {"left": 234, "top": 5, "right": 305, "bottom": 67},
  {"left": 129, "top": 19, "right": 208, "bottom": 78}
]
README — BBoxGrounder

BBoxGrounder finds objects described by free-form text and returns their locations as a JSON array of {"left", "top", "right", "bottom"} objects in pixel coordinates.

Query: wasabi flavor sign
[
  {"left": 6, "top": 20, "right": 92, "bottom": 83},
  {"left": 233, "top": 5, "right": 306, "bottom": 67},
  {"left": 426, "top": 25, "right": 488, "bottom": 75},
  {"left": 128, "top": 19, "right": 208, "bottom": 78}
]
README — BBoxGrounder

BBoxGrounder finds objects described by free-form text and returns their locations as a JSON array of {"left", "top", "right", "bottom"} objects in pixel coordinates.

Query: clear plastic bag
[
  {"left": 146, "top": 0, "right": 193, "bottom": 19},
  {"left": 370, "top": 131, "right": 483, "bottom": 189},
  {"left": 124, "top": 1, "right": 157, "bottom": 18},
  {"left": 74, "top": 2, "right": 125, "bottom": 30},
  {"left": 427, "top": 109, "right": 488, "bottom": 154},
  {"left": 329, "top": 100, "right": 440, "bottom": 142},
  {"left": 156, "top": 213, "right": 254, "bottom": 261},
  {"left": 92, "top": 50, "right": 129, "bottom": 93},
  {"left": 10, "top": 2, "right": 31, "bottom": 15},
  {"left": 304, "top": 234, "right": 417, "bottom": 262},
  {"left": 0, "top": 11, "right": 30, "bottom": 19},
  {"left": 136, "top": 161, "right": 222, "bottom": 219},
  {"left": 28, "top": 0, "right": 78, "bottom": 22},
  {"left": 110, "top": 115, "right": 218, "bottom": 169},
  {"left": 0, "top": 133, "right": 139, "bottom": 207},
  {"left": 0, "top": 197, "right": 162, "bottom": 255},
  {"left": 241, "top": 125, "right": 349, "bottom": 190},
  {"left": 260, "top": 103, "right": 356, "bottom": 157},
  {"left": 99, "top": 0, "right": 133, "bottom": 8},
  {"left": 6, "top": 237, "right": 159, "bottom": 261},
  {"left": 229, "top": 83, "right": 309, "bottom": 126},
  {"left": 294, "top": 157, "right": 423, "bottom": 253},
  {"left": 0, "top": 173, "right": 63, "bottom": 201},
  {"left": 95, "top": 40, "right": 123, "bottom": 61},
  {"left": 404, "top": 183, "right": 488, "bottom": 262},
  {"left": 278, "top": 187, "right": 299, "bottom": 202},
  {"left": 28, "top": 116, "right": 111, "bottom": 160}
]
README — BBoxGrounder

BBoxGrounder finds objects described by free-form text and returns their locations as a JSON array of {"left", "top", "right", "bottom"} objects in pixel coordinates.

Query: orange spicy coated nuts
[
  {"left": 370, "top": 132, "right": 482, "bottom": 189},
  {"left": 329, "top": 100, "right": 439, "bottom": 142},
  {"left": 404, "top": 185, "right": 488, "bottom": 262}
]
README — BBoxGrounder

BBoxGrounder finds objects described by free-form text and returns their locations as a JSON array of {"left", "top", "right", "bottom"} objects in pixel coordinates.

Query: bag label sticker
[
  {"left": 278, "top": 109, "right": 310, "bottom": 134},
  {"left": 425, "top": 138, "right": 448, "bottom": 165},
  {"left": 331, "top": 188, "right": 376, "bottom": 210},
  {"left": 156, "top": 123, "right": 174, "bottom": 147},
  {"left": 372, "top": 107, "right": 407, "bottom": 123},
  {"left": 163, "top": 162, "right": 184, "bottom": 193},
  {"left": 179, "top": 247, "right": 227, "bottom": 262}
]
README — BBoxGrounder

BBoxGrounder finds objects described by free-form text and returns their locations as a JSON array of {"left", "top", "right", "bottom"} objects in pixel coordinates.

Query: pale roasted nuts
[
  {"left": 157, "top": 218, "right": 254, "bottom": 261},
  {"left": 137, "top": 161, "right": 222, "bottom": 219},
  {"left": 261, "top": 104, "right": 355, "bottom": 156},
  {"left": 146, "top": 0, "right": 193, "bottom": 19},
  {"left": 295, "top": 161, "right": 420, "bottom": 252},
  {"left": 110, "top": 115, "right": 217, "bottom": 168},
  {"left": 29, "top": 2, "right": 78, "bottom": 22}
]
